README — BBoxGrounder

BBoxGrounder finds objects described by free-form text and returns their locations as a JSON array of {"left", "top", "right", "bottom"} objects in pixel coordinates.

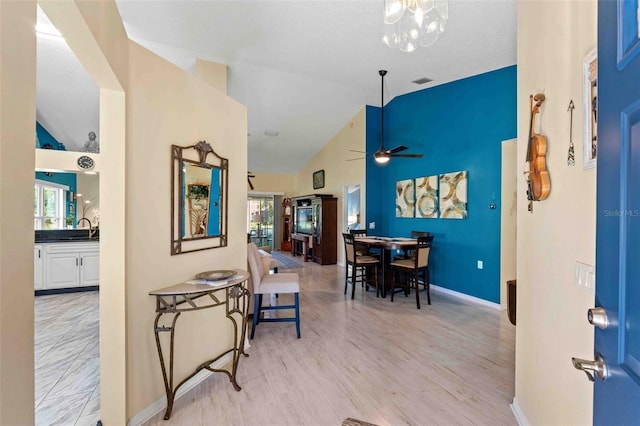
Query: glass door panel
[{"left": 247, "top": 196, "right": 274, "bottom": 249}]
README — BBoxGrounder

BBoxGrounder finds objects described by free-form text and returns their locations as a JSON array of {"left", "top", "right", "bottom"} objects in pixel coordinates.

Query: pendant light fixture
[{"left": 382, "top": 0, "right": 449, "bottom": 53}]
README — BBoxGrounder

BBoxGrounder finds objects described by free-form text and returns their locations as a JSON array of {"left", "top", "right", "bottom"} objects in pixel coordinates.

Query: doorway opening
[
  {"left": 345, "top": 184, "right": 362, "bottom": 231},
  {"left": 34, "top": 5, "right": 101, "bottom": 424},
  {"left": 248, "top": 195, "right": 275, "bottom": 249},
  {"left": 500, "top": 139, "right": 517, "bottom": 309}
]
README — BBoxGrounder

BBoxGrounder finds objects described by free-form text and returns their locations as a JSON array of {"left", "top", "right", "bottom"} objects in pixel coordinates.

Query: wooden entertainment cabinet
[{"left": 292, "top": 194, "right": 337, "bottom": 265}]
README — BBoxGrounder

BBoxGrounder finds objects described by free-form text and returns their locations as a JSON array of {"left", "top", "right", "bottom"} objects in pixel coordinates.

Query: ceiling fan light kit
[
  {"left": 382, "top": 0, "right": 449, "bottom": 52},
  {"left": 373, "top": 70, "right": 423, "bottom": 165},
  {"left": 374, "top": 151, "right": 391, "bottom": 164}
]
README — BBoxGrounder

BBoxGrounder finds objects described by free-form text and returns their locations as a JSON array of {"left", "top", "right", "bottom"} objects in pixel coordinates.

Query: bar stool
[
  {"left": 390, "top": 235, "right": 434, "bottom": 309},
  {"left": 394, "top": 231, "right": 431, "bottom": 261},
  {"left": 343, "top": 233, "right": 380, "bottom": 299}
]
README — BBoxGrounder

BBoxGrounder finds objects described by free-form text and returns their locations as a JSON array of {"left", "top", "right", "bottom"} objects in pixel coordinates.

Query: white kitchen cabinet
[
  {"left": 38, "top": 242, "right": 99, "bottom": 290},
  {"left": 79, "top": 251, "right": 100, "bottom": 286},
  {"left": 34, "top": 245, "right": 44, "bottom": 290},
  {"left": 46, "top": 253, "right": 81, "bottom": 288}
]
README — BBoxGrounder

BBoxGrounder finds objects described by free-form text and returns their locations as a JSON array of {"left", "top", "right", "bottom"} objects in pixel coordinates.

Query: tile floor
[{"left": 35, "top": 291, "right": 100, "bottom": 426}]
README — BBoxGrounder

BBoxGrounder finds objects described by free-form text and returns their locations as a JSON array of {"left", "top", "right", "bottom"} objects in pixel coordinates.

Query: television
[{"left": 296, "top": 207, "right": 313, "bottom": 234}]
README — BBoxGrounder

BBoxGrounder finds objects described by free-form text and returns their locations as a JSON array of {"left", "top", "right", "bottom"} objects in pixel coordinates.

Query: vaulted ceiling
[{"left": 36, "top": 1, "right": 516, "bottom": 173}]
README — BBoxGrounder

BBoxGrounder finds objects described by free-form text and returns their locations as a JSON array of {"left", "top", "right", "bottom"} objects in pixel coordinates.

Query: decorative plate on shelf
[{"left": 195, "top": 270, "right": 236, "bottom": 281}]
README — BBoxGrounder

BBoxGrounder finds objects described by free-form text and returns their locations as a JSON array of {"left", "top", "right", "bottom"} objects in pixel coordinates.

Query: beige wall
[
  {"left": 76, "top": 173, "right": 100, "bottom": 226},
  {"left": 126, "top": 41, "right": 247, "bottom": 417},
  {"left": 250, "top": 172, "right": 296, "bottom": 195},
  {"left": 293, "top": 108, "right": 366, "bottom": 264},
  {"left": 0, "top": 2, "right": 36, "bottom": 424},
  {"left": 36, "top": 149, "right": 102, "bottom": 172},
  {"left": 194, "top": 59, "right": 227, "bottom": 94},
  {"left": 515, "top": 1, "right": 597, "bottom": 424}
]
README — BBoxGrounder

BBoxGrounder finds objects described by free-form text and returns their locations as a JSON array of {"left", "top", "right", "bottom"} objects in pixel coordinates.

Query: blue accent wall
[
  {"left": 35, "top": 122, "right": 74, "bottom": 221},
  {"left": 208, "top": 168, "right": 221, "bottom": 235},
  {"left": 36, "top": 122, "right": 66, "bottom": 150},
  {"left": 366, "top": 66, "right": 517, "bottom": 303}
]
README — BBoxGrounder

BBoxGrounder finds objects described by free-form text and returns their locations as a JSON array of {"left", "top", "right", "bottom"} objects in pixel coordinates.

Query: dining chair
[
  {"left": 343, "top": 233, "right": 380, "bottom": 299},
  {"left": 350, "top": 229, "right": 367, "bottom": 238},
  {"left": 349, "top": 228, "right": 371, "bottom": 255},
  {"left": 247, "top": 243, "right": 300, "bottom": 338},
  {"left": 394, "top": 230, "right": 431, "bottom": 261},
  {"left": 347, "top": 229, "right": 371, "bottom": 288},
  {"left": 389, "top": 235, "right": 434, "bottom": 309}
]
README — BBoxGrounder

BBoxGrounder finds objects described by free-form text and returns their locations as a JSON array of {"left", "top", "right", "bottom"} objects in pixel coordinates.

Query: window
[{"left": 34, "top": 180, "right": 68, "bottom": 230}]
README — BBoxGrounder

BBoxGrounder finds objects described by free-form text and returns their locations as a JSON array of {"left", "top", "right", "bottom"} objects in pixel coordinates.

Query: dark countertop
[
  {"left": 36, "top": 238, "right": 99, "bottom": 243},
  {"left": 35, "top": 229, "right": 99, "bottom": 244}
]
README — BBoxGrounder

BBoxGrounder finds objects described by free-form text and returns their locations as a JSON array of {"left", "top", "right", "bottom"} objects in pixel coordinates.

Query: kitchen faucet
[{"left": 76, "top": 217, "right": 96, "bottom": 239}]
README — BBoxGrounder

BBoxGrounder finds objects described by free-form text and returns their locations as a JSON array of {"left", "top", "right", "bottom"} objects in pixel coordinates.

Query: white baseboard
[
  {"left": 510, "top": 397, "right": 531, "bottom": 426},
  {"left": 128, "top": 351, "right": 236, "bottom": 426},
  {"left": 430, "top": 284, "right": 501, "bottom": 310}
]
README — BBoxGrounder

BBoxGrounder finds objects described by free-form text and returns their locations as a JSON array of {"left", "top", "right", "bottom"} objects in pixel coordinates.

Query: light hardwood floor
[{"left": 144, "top": 253, "right": 516, "bottom": 426}]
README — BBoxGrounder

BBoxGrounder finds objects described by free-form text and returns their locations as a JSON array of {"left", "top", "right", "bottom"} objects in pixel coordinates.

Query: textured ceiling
[
  {"left": 36, "top": 1, "right": 516, "bottom": 173},
  {"left": 36, "top": 7, "right": 99, "bottom": 153}
]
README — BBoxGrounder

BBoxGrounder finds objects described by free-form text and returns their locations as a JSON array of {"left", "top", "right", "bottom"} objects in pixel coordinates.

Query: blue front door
[{"left": 595, "top": 0, "right": 640, "bottom": 423}]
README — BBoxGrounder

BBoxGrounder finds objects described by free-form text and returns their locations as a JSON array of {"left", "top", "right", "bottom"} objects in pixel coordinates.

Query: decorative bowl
[{"left": 195, "top": 270, "right": 236, "bottom": 281}]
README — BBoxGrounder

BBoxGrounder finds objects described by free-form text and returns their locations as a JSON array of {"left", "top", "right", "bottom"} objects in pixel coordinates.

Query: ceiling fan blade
[
  {"left": 347, "top": 157, "right": 364, "bottom": 161},
  {"left": 248, "top": 178, "right": 254, "bottom": 190},
  {"left": 389, "top": 153, "right": 424, "bottom": 158},
  {"left": 387, "top": 145, "right": 408, "bottom": 154},
  {"left": 349, "top": 149, "right": 368, "bottom": 154}
]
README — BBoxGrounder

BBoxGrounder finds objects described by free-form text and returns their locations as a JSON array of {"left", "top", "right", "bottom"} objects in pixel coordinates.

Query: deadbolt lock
[{"left": 588, "top": 307, "right": 609, "bottom": 329}]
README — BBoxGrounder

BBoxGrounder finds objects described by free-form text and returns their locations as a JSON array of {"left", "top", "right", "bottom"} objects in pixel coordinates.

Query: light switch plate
[
  {"left": 575, "top": 261, "right": 595, "bottom": 291},
  {"left": 477, "top": 260, "right": 483, "bottom": 269},
  {"left": 369, "top": 222, "right": 375, "bottom": 229}
]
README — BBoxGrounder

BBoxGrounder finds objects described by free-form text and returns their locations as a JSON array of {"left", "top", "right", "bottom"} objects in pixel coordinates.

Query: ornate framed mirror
[{"left": 171, "top": 141, "right": 228, "bottom": 255}]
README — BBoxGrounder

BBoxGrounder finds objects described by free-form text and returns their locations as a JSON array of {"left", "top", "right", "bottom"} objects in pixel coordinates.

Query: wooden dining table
[{"left": 355, "top": 236, "right": 417, "bottom": 298}]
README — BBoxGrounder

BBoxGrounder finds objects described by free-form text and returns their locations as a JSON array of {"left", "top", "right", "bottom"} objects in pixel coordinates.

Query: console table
[
  {"left": 290, "top": 233, "right": 310, "bottom": 261},
  {"left": 149, "top": 269, "right": 250, "bottom": 420}
]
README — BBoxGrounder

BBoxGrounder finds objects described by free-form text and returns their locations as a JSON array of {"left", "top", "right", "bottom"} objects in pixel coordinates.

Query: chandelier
[{"left": 382, "top": 0, "right": 449, "bottom": 52}]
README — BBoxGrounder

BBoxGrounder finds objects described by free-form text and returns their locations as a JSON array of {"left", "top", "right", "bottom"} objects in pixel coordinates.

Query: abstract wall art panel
[
  {"left": 415, "top": 175, "right": 439, "bottom": 218},
  {"left": 395, "top": 179, "right": 415, "bottom": 218},
  {"left": 439, "top": 171, "right": 468, "bottom": 219}
]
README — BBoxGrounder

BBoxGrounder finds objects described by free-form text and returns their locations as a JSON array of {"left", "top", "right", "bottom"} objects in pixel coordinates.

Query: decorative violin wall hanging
[{"left": 525, "top": 93, "right": 550, "bottom": 212}]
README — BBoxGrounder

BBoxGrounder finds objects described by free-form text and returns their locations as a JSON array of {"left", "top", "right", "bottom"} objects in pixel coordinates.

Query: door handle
[
  {"left": 588, "top": 307, "right": 609, "bottom": 329},
  {"left": 572, "top": 354, "right": 608, "bottom": 382},
  {"left": 80, "top": 257, "right": 83, "bottom": 266},
  {"left": 76, "top": 258, "right": 78, "bottom": 266}
]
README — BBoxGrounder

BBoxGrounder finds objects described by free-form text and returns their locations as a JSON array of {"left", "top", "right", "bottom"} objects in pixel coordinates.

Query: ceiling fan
[
  {"left": 349, "top": 70, "right": 423, "bottom": 164},
  {"left": 248, "top": 172, "right": 255, "bottom": 190}
]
